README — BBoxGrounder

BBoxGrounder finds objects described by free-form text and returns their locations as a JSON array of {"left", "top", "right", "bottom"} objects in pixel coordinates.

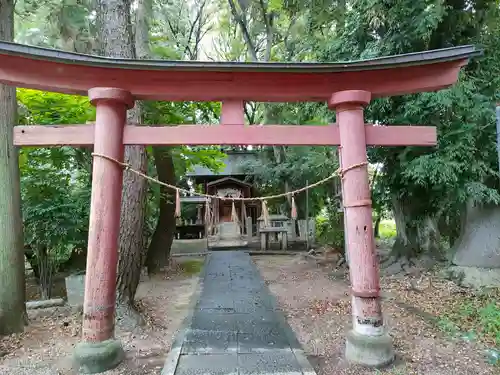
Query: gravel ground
[
  {"left": 0, "top": 266, "right": 200, "bottom": 375},
  {"left": 253, "top": 255, "right": 497, "bottom": 375}
]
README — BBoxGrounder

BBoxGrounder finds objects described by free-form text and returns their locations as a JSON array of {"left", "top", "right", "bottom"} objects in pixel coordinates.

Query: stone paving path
[{"left": 166, "top": 251, "right": 315, "bottom": 375}]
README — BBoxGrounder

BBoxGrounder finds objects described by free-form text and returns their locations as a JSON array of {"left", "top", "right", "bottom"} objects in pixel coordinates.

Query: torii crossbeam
[{"left": 0, "top": 41, "right": 479, "bottom": 373}]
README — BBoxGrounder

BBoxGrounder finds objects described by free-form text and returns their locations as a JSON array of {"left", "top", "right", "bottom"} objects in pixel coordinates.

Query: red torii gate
[{"left": 0, "top": 42, "right": 478, "bottom": 372}]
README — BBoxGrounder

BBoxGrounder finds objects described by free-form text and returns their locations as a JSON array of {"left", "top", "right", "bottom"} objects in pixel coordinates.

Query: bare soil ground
[
  {"left": 0, "top": 260, "right": 202, "bottom": 375},
  {"left": 254, "top": 255, "right": 497, "bottom": 375}
]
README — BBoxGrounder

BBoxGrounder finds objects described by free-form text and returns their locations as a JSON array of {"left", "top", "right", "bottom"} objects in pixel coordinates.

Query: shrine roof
[
  {"left": 207, "top": 177, "right": 253, "bottom": 188},
  {"left": 187, "top": 151, "right": 256, "bottom": 181},
  {"left": 0, "top": 42, "right": 480, "bottom": 101},
  {"left": 0, "top": 42, "right": 478, "bottom": 72}
]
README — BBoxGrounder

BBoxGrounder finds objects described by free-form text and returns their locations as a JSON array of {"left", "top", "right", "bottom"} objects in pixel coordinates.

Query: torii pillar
[
  {"left": 73, "top": 88, "right": 134, "bottom": 374},
  {"left": 329, "top": 90, "right": 394, "bottom": 367}
]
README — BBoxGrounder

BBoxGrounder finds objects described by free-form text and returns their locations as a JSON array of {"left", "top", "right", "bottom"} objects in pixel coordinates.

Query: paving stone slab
[
  {"left": 231, "top": 282, "right": 266, "bottom": 290},
  {"left": 236, "top": 317, "right": 281, "bottom": 335},
  {"left": 202, "top": 282, "right": 233, "bottom": 290},
  {"left": 231, "top": 286, "right": 266, "bottom": 294},
  {"left": 231, "top": 282, "right": 267, "bottom": 291},
  {"left": 236, "top": 309, "right": 278, "bottom": 324},
  {"left": 204, "top": 278, "right": 232, "bottom": 285},
  {"left": 231, "top": 295, "right": 269, "bottom": 305},
  {"left": 196, "top": 298, "right": 234, "bottom": 310},
  {"left": 196, "top": 307, "right": 235, "bottom": 314},
  {"left": 238, "top": 352, "right": 303, "bottom": 375},
  {"left": 233, "top": 301, "right": 275, "bottom": 314},
  {"left": 190, "top": 311, "right": 238, "bottom": 332},
  {"left": 175, "top": 354, "right": 238, "bottom": 375},
  {"left": 206, "top": 269, "right": 231, "bottom": 275},
  {"left": 231, "top": 272, "right": 262, "bottom": 280},
  {"left": 181, "top": 330, "right": 237, "bottom": 354},
  {"left": 199, "top": 292, "right": 235, "bottom": 302},
  {"left": 237, "top": 330, "right": 291, "bottom": 353},
  {"left": 233, "top": 294, "right": 274, "bottom": 305}
]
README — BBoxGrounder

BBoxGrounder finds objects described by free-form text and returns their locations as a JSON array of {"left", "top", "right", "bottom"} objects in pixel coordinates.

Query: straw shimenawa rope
[{"left": 91, "top": 152, "right": 368, "bottom": 202}]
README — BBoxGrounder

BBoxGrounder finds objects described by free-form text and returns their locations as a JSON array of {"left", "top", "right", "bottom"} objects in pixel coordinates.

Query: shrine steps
[{"left": 209, "top": 239, "right": 249, "bottom": 251}]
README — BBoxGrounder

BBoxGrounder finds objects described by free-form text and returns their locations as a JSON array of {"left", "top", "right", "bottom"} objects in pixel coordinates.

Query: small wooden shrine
[{"left": 185, "top": 150, "right": 260, "bottom": 247}]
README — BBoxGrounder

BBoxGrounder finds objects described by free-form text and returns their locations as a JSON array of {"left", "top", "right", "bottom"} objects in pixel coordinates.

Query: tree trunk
[
  {"left": 37, "top": 246, "right": 53, "bottom": 300},
  {"left": 135, "top": 0, "right": 175, "bottom": 275},
  {"left": 96, "top": 0, "right": 148, "bottom": 328},
  {"left": 115, "top": 141, "right": 148, "bottom": 327},
  {"left": 146, "top": 147, "right": 176, "bottom": 274},
  {"left": 391, "top": 195, "right": 441, "bottom": 260},
  {"left": 373, "top": 215, "right": 381, "bottom": 238},
  {"left": 391, "top": 195, "right": 420, "bottom": 259},
  {"left": 418, "top": 215, "right": 441, "bottom": 255},
  {"left": 134, "top": 0, "right": 152, "bottom": 60},
  {"left": 0, "top": 0, "right": 27, "bottom": 335}
]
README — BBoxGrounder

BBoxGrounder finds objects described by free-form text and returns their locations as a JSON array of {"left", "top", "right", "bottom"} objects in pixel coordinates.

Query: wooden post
[
  {"left": 338, "top": 148, "right": 349, "bottom": 266},
  {"left": 221, "top": 100, "right": 245, "bottom": 125},
  {"left": 241, "top": 200, "right": 245, "bottom": 235},
  {"left": 74, "top": 88, "right": 133, "bottom": 374},
  {"left": 246, "top": 216, "right": 252, "bottom": 240},
  {"left": 329, "top": 90, "right": 394, "bottom": 367},
  {"left": 281, "top": 231, "right": 288, "bottom": 250}
]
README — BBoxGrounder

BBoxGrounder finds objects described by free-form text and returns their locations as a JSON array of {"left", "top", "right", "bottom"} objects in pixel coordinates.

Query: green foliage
[
  {"left": 242, "top": 145, "right": 339, "bottom": 218},
  {"left": 18, "top": 89, "right": 94, "bottom": 274},
  {"left": 17, "top": 89, "right": 94, "bottom": 125},
  {"left": 238, "top": 103, "right": 337, "bottom": 218},
  {"left": 21, "top": 148, "right": 90, "bottom": 264},
  {"left": 315, "top": 205, "right": 344, "bottom": 249},
  {"left": 177, "top": 259, "right": 204, "bottom": 275},
  {"left": 15, "top": 91, "right": 225, "bottom": 278},
  {"left": 439, "top": 289, "right": 500, "bottom": 364},
  {"left": 318, "top": 0, "right": 500, "bottom": 252},
  {"left": 378, "top": 219, "right": 397, "bottom": 239},
  {"left": 149, "top": 0, "right": 214, "bottom": 60},
  {"left": 142, "top": 99, "right": 226, "bottom": 199},
  {"left": 14, "top": 0, "right": 97, "bottom": 53}
]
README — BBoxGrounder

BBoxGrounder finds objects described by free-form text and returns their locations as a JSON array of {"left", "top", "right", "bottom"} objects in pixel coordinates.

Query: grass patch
[
  {"left": 177, "top": 259, "right": 204, "bottom": 275},
  {"left": 379, "top": 219, "right": 397, "bottom": 239},
  {"left": 440, "top": 290, "right": 500, "bottom": 346},
  {"left": 438, "top": 288, "right": 500, "bottom": 366}
]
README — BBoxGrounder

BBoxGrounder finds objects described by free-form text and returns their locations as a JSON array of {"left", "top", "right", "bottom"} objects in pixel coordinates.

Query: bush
[
  {"left": 316, "top": 204, "right": 344, "bottom": 249},
  {"left": 378, "top": 219, "right": 397, "bottom": 239}
]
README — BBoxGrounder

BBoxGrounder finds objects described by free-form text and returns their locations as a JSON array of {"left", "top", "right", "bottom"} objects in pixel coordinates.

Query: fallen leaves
[
  {"left": 0, "top": 272, "right": 200, "bottom": 375},
  {"left": 309, "top": 298, "right": 350, "bottom": 317},
  {"left": 254, "top": 255, "right": 498, "bottom": 375}
]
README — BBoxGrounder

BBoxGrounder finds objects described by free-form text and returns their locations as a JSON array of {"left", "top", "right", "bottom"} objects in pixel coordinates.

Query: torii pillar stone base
[
  {"left": 73, "top": 88, "right": 134, "bottom": 374},
  {"left": 329, "top": 90, "right": 394, "bottom": 367}
]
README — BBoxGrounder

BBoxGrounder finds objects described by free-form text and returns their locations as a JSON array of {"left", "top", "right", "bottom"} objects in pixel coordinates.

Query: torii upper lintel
[{"left": 0, "top": 42, "right": 480, "bottom": 102}]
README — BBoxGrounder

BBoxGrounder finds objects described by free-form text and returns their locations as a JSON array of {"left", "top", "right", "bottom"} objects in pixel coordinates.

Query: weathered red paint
[
  {"left": 0, "top": 52, "right": 467, "bottom": 101},
  {"left": 221, "top": 100, "right": 245, "bottom": 125},
  {"left": 82, "top": 88, "right": 133, "bottom": 343},
  {"left": 329, "top": 90, "right": 384, "bottom": 336},
  {"left": 13, "top": 123, "right": 437, "bottom": 147}
]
